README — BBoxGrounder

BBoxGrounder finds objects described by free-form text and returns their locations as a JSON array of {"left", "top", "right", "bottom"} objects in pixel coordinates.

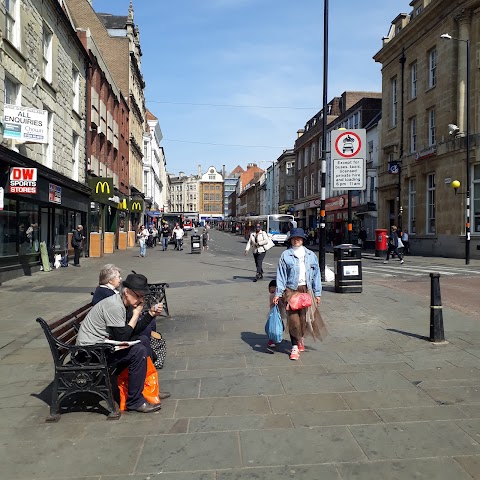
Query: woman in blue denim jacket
[{"left": 273, "top": 228, "right": 328, "bottom": 360}]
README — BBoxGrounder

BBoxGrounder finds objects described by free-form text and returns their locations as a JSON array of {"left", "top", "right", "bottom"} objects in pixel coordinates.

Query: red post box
[{"left": 375, "top": 228, "right": 388, "bottom": 257}]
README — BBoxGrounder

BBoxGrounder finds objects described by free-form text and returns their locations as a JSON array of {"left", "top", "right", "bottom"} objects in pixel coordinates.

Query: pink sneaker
[
  {"left": 267, "top": 340, "right": 276, "bottom": 348},
  {"left": 298, "top": 338, "right": 305, "bottom": 352},
  {"left": 290, "top": 345, "right": 300, "bottom": 361}
]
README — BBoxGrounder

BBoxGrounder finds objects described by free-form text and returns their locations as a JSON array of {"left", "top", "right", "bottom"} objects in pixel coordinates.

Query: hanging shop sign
[
  {"left": 3, "top": 104, "right": 49, "bottom": 143},
  {"left": 129, "top": 199, "right": 144, "bottom": 212},
  {"left": 9, "top": 167, "right": 37, "bottom": 194},
  {"left": 49, "top": 183, "right": 62, "bottom": 204},
  {"left": 88, "top": 177, "right": 114, "bottom": 198}
]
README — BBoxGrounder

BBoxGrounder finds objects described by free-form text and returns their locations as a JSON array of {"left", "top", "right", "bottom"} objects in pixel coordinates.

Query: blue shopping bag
[{"left": 265, "top": 305, "right": 283, "bottom": 344}]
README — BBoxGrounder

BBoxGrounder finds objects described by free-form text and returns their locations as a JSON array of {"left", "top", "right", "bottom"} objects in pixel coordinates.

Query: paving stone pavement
[{"left": 1, "top": 231, "right": 480, "bottom": 479}]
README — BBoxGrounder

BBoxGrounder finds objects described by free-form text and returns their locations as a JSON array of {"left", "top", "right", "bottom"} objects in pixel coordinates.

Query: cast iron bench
[
  {"left": 36, "top": 302, "right": 121, "bottom": 422},
  {"left": 146, "top": 282, "right": 170, "bottom": 316}
]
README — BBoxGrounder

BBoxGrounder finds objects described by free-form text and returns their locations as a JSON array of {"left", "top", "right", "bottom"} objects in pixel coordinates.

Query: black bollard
[{"left": 429, "top": 273, "right": 445, "bottom": 343}]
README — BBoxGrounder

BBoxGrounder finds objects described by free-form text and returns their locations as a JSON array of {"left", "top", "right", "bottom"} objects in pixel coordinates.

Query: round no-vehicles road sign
[{"left": 334, "top": 131, "right": 362, "bottom": 158}]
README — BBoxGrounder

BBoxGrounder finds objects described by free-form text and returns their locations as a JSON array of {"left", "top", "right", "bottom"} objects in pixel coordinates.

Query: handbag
[
  {"left": 151, "top": 333, "right": 167, "bottom": 369},
  {"left": 118, "top": 356, "right": 160, "bottom": 410},
  {"left": 263, "top": 236, "right": 275, "bottom": 251},
  {"left": 286, "top": 292, "right": 312, "bottom": 311},
  {"left": 265, "top": 305, "right": 284, "bottom": 344},
  {"left": 397, "top": 238, "right": 404, "bottom": 249}
]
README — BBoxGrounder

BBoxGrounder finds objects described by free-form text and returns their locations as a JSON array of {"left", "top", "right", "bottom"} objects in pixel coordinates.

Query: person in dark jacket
[
  {"left": 72, "top": 225, "right": 84, "bottom": 267},
  {"left": 91, "top": 264, "right": 122, "bottom": 306},
  {"left": 384, "top": 225, "right": 404, "bottom": 264},
  {"left": 77, "top": 273, "right": 165, "bottom": 413}
]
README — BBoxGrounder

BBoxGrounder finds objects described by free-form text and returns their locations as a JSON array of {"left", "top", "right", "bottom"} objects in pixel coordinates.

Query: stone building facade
[
  {"left": 0, "top": 0, "right": 90, "bottom": 281},
  {"left": 374, "top": 0, "right": 480, "bottom": 258},
  {"left": 199, "top": 166, "right": 224, "bottom": 224}
]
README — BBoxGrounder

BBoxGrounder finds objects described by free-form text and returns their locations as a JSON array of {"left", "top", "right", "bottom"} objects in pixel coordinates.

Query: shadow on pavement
[{"left": 387, "top": 328, "right": 429, "bottom": 342}]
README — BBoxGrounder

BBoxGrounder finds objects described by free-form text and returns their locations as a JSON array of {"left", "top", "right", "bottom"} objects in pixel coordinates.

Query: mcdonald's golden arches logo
[
  {"left": 88, "top": 177, "right": 114, "bottom": 198},
  {"left": 129, "top": 199, "right": 144, "bottom": 212}
]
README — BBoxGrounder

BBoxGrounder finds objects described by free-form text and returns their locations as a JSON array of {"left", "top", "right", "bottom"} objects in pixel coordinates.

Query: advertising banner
[
  {"left": 3, "top": 104, "right": 48, "bottom": 143},
  {"left": 9, "top": 167, "right": 37, "bottom": 194}
]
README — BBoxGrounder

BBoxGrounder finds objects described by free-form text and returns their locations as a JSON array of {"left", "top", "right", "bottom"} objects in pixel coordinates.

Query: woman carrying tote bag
[{"left": 273, "top": 228, "right": 328, "bottom": 360}]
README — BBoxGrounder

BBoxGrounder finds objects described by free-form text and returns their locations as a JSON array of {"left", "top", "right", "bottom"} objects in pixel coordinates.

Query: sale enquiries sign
[
  {"left": 331, "top": 129, "right": 366, "bottom": 191},
  {"left": 9, "top": 167, "right": 38, "bottom": 194}
]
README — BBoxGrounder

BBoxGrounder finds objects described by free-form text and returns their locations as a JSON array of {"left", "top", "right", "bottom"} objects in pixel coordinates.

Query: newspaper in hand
[{"left": 104, "top": 339, "right": 141, "bottom": 351}]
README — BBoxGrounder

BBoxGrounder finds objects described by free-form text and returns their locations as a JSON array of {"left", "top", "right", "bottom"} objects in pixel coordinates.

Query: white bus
[{"left": 244, "top": 214, "right": 295, "bottom": 245}]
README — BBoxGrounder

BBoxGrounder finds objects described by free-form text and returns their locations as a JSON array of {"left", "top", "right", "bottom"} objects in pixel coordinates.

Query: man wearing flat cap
[{"left": 77, "top": 273, "right": 164, "bottom": 413}]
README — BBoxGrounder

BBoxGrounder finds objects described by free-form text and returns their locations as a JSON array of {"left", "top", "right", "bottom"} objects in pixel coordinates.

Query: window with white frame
[
  {"left": 311, "top": 143, "right": 315, "bottom": 163},
  {"left": 348, "top": 116, "right": 354, "bottom": 129},
  {"left": 353, "top": 112, "right": 360, "bottom": 129},
  {"left": 297, "top": 151, "right": 303, "bottom": 170},
  {"left": 391, "top": 77, "right": 398, "bottom": 127},
  {"left": 286, "top": 161, "right": 294, "bottom": 176},
  {"left": 310, "top": 173, "right": 315, "bottom": 194},
  {"left": 410, "top": 116, "right": 417, "bottom": 153},
  {"left": 287, "top": 185, "right": 294, "bottom": 201},
  {"left": 303, "top": 176, "right": 308, "bottom": 197},
  {"left": 318, "top": 137, "right": 323, "bottom": 158},
  {"left": 143, "top": 171, "right": 148, "bottom": 194},
  {"left": 426, "top": 173, "right": 436, "bottom": 234},
  {"left": 410, "top": 62, "right": 417, "bottom": 99},
  {"left": 43, "top": 25, "right": 53, "bottom": 83},
  {"left": 42, "top": 109, "right": 54, "bottom": 168},
  {"left": 72, "top": 133, "right": 79, "bottom": 181},
  {"left": 428, "top": 48, "right": 437, "bottom": 88},
  {"left": 474, "top": 165, "right": 480, "bottom": 233},
  {"left": 304, "top": 146, "right": 309, "bottom": 167},
  {"left": 428, "top": 108, "right": 436, "bottom": 146},
  {"left": 5, "top": 0, "right": 20, "bottom": 49},
  {"left": 4, "top": 76, "right": 20, "bottom": 105},
  {"left": 408, "top": 178, "right": 416, "bottom": 233},
  {"left": 297, "top": 179, "right": 302, "bottom": 198},
  {"left": 72, "top": 68, "right": 80, "bottom": 112}
]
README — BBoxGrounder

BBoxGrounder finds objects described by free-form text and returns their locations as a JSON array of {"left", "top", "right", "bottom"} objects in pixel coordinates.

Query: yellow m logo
[
  {"left": 95, "top": 181, "right": 110, "bottom": 194},
  {"left": 131, "top": 201, "right": 142, "bottom": 211}
]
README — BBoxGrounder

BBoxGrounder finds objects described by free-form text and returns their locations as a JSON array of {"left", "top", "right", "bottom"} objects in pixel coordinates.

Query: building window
[
  {"left": 310, "top": 173, "right": 315, "bottom": 194},
  {"left": 143, "top": 171, "right": 148, "bottom": 194},
  {"left": 304, "top": 147, "right": 309, "bottom": 167},
  {"left": 426, "top": 173, "right": 435, "bottom": 234},
  {"left": 391, "top": 77, "right": 398, "bottom": 127},
  {"left": 428, "top": 108, "right": 436, "bottom": 146},
  {"left": 368, "top": 140, "right": 374, "bottom": 161},
  {"left": 297, "top": 179, "right": 301, "bottom": 198},
  {"left": 4, "top": 76, "right": 20, "bottom": 105},
  {"left": 428, "top": 48, "right": 437, "bottom": 88},
  {"left": 286, "top": 185, "right": 294, "bottom": 201},
  {"left": 410, "top": 62, "right": 417, "bottom": 99},
  {"left": 410, "top": 117, "right": 417, "bottom": 153},
  {"left": 43, "top": 25, "right": 53, "bottom": 83},
  {"left": 297, "top": 151, "right": 303, "bottom": 170},
  {"left": 353, "top": 112, "right": 360, "bottom": 129},
  {"left": 473, "top": 164, "right": 480, "bottom": 233},
  {"left": 72, "top": 133, "right": 79, "bottom": 181},
  {"left": 286, "top": 162, "right": 294, "bottom": 176},
  {"left": 72, "top": 68, "right": 80, "bottom": 112},
  {"left": 42, "top": 109, "right": 53, "bottom": 168},
  {"left": 303, "top": 176, "right": 308, "bottom": 196},
  {"left": 209, "top": 175, "right": 215, "bottom": 180},
  {"left": 311, "top": 143, "right": 315, "bottom": 163},
  {"left": 318, "top": 137, "right": 323, "bottom": 158},
  {"left": 408, "top": 178, "right": 416, "bottom": 233},
  {"left": 5, "top": 0, "right": 20, "bottom": 48}
]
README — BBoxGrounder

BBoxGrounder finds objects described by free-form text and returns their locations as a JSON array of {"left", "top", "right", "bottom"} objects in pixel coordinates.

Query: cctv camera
[{"left": 448, "top": 124, "right": 460, "bottom": 136}]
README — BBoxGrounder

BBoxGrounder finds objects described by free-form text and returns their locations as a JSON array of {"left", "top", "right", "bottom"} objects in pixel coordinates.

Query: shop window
[
  {"left": 0, "top": 198, "right": 18, "bottom": 256},
  {"left": 473, "top": 164, "right": 480, "bottom": 233},
  {"left": 54, "top": 208, "right": 68, "bottom": 250},
  {"left": 18, "top": 201, "right": 40, "bottom": 254}
]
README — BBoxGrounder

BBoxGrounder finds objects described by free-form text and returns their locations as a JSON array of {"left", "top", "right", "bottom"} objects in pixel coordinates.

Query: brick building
[{"left": 199, "top": 166, "right": 224, "bottom": 225}]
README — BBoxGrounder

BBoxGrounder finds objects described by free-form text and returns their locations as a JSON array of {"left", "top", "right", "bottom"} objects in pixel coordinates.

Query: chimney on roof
[
  {"left": 247, "top": 163, "right": 257, "bottom": 169},
  {"left": 198, "top": 164, "right": 201, "bottom": 177},
  {"left": 179, "top": 171, "right": 184, "bottom": 178},
  {"left": 297, "top": 129, "right": 305, "bottom": 138},
  {"left": 222, "top": 164, "right": 226, "bottom": 178}
]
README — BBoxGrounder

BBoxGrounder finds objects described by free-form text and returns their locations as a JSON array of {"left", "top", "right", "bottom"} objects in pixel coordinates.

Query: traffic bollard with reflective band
[{"left": 429, "top": 272, "right": 446, "bottom": 343}]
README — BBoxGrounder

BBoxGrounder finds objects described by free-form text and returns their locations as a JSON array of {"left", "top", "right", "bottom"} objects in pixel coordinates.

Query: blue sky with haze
[{"left": 94, "top": 0, "right": 406, "bottom": 176}]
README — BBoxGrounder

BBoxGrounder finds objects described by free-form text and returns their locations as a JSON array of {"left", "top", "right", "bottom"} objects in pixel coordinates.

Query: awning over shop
[{"left": 146, "top": 211, "right": 162, "bottom": 217}]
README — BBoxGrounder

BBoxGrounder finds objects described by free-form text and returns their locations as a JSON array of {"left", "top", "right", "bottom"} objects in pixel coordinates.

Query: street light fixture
[{"left": 441, "top": 33, "right": 471, "bottom": 264}]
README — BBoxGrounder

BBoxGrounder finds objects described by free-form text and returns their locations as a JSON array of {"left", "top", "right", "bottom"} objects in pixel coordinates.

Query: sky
[{"left": 94, "top": 0, "right": 407, "bottom": 177}]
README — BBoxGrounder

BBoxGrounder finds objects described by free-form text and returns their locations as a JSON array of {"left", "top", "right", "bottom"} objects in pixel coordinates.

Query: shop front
[
  {"left": 294, "top": 198, "right": 321, "bottom": 230},
  {"left": 0, "top": 147, "right": 90, "bottom": 282},
  {"left": 88, "top": 177, "right": 130, "bottom": 257},
  {"left": 325, "top": 194, "right": 359, "bottom": 245}
]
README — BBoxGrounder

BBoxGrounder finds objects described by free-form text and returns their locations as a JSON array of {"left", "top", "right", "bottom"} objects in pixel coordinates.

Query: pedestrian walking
[
  {"left": 384, "top": 225, "right": 404, "bottom": 264},
  {"left": 359, "top": 226, "right": 367, "bottom": 250},
  {"left": 161, "top": 222, "right": 170, "bottom": 251},
  {"left": 172, "top": 223, "right": 184, "bottom": 251},
  {"left": 244, "top": 223, "right": 269, "bottom": 282},
  {"left": 137, "top": 224, "right": 149, "bottom": 257},
  {"left": 402, "top": 229, "right": 410, "bottom": 255},
  {"left": 273, "top": 228, "right": 328, "bottom": 361},
  {"left": 71, "top": 224, "right": 85, "bottom": 267},
  {"left": 201, "top": 228, "right": 209, "bottom": 251}
]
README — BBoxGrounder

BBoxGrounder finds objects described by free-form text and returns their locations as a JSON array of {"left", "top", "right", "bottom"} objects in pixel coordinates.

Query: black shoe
[
  {"left": 129, "top": 402, "right": 161, "bottom": 413},
  {"left": 159, "top": 392, "right": 171, "bottom": 400}
]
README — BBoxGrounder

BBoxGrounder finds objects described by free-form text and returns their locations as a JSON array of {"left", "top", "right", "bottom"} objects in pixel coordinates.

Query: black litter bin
[
  {"left": 191, "top": 234, "right": 201, "bottom": 254},
  {"left": 333, "top": 244, "right": 362, "bottom": 293}
]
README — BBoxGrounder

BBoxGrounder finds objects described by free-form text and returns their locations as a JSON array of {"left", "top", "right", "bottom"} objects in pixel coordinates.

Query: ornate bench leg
[
  {"left": 46, "top": 380, "right": 61, "bottom": 422},
  {"left": 107, "top": 401, "right": 121, "bottom": 420}
]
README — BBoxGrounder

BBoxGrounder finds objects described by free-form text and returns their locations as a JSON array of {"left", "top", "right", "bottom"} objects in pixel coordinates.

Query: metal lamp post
[{"left": 441, "top": 33, "right": 471, "bottom": 264}]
